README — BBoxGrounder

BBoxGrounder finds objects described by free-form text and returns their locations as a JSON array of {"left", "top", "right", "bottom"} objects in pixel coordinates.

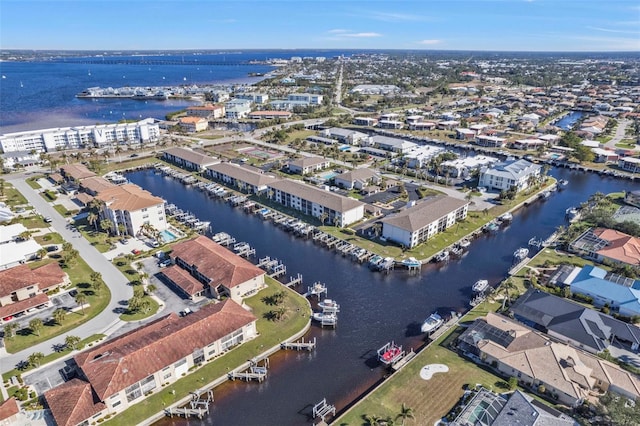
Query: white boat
[
  {"left": 472, "top": 279, "right": 489, "bottom": 293},
  {"left": 401, "top": 257, "right": 421, "bottom": 268},
  {"left": 312, "top": 312, "right": 337, "bottom": 323},
  {"left": 458, "top": 239, "right": 471, "bottom": 248},
  {"left": 513, "top": 247, "right": 529, "bottom": 260},
  {"left": 434, "top": 250, "right": 449, "bottom": 263},
  {"left": 498, "top": 212, "right": 513, "bottom": 222},
  {"left": 318, "top": 299, "right": 340, "bottom": 312},
  {"left": 559, "top": 179, "right": 568, "bottom": 187},
  {"left": 421, "top": 313, "right": 444, "bottom": 334}
]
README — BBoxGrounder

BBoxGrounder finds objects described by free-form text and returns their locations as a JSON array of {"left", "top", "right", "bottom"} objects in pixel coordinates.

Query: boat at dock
[
  {"left": 421, "top": 312, "right": 444, "bottom": 334},
  {"left": 559, "top": 179, "right": 569, "bottom": 187},
  {"left": 472, "top": 279, "right": 489, "bottom": 293},
  {"left": 400, "top": 257, "right": 421, "bottom": 268},
  {"left": 513, "top": 247, "right": 529, "bottom": 261},
  {"left": 450, "top": 246, "right": 464, "bottom": 257},
  {"left": 377, "top": 342, "right": 404, "bottom": 365},
  {"left": 458, "top": 239, "right": 471, "bottom": 248},
  {"left": 318, "top": 299, "right": 340, "bottom": 313},
  {"left": 498, "top": 212, "right": 513, "bottom": 223},
  {"left": 433, "top": 250, "right": 449, "bottom": 263},
  {"left": 312, "top": 312, "right": 337, "bottom": 324},
  {"left": 367, "top": 255, "right": 383, "bottom": 269},
  {"left": 483, "top": 221, "right": 499, "bottom": 233}
]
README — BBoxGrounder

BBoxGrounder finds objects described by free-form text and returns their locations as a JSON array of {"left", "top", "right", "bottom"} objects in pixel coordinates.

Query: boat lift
[{"left": 377, "top": 341, "right": 405, "bottom": 365}]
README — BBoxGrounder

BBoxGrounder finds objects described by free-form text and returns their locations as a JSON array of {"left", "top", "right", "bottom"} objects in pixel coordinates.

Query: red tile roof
[
  {"left": 170, "top": 236, "right": 265, "bottom": 288},
  {"left": 96, "top": 184, "right": 164, "bottom": 212},
  {"left": 0, "top": 397, "right": 19, "bottom": 421},
  {"left": 593, "top": 228, "right": 640, "bottom": 266},
  {"left": 161, "top": 265, "right": 204, "bottom": 296},
  {"left": 0, "top": 293, "right": 49, "bottom": 318},
  {"left": 45, "top": 379, "right": 105, "bottom": 426},
  {"left": 73, "top": 300, "right": 256, "bottom": 401},
  {"left": 0, "top": 262, "right": 67, "bottom": 297}
]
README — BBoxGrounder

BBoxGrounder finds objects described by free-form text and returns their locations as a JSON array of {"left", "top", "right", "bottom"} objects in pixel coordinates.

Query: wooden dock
[
  {"left": 313, "top": 398, "right": 336, "bottom": 421},
  {"left": 281, "top": 337, "right": 316, "bottom": 351},
  {"left": 284, "top": 273, "right": 303, "bottom": 287},
  {"left": 164, "top": 389, "right": 214, "bottom": 419},
  {"left": 228, "top": 359, "right": 269, "bottom": 383},
  {"left": 391, "top": 350, "right": 416, "bottom": 371},
  {"left": 508, "top": 256, "right": 530, "bottom": 275}
]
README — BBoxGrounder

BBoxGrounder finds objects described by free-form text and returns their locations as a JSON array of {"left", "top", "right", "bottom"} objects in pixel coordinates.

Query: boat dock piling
[
  {"left": 228, "top": 358, "right": 269, "bottom": 382},
  {"left": 312, "top": 398, "right": 336, "bottom": 422},
  {"left": 281, "top": 337, "right": 316, "bottom": 351},
  {"left": 284, "top": 273, "right": 303, "bottom": 287},
  {"left": 268, "top": 263, "right": 286, "bottom": 278},
  {"left": 306, "top": 282, "right": 327, "bottom": 298},
  {"left": 233, "top": 242, "right": 255, "bottom": 258},
  {"left": 164, "top": 389, "right": 214, "bottom": 419}
]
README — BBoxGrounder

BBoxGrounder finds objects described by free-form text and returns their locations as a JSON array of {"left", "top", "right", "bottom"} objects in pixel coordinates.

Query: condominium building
[
  {"left": 0, "top": 118, "right": 160, "bottom": 153},
  {"left": 479, "top": 159, "right": 541, "bottom": 192},
  {"left": 95, "top": 184, "right": 166, "bottom": 237}
]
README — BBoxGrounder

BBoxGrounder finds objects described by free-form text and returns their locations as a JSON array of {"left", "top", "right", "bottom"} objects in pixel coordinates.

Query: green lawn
[
  {"left": 76, "top": 218, "right": 114, "bottom": 253},
  {"left": 3, "top": 258, "right": 111, "bottom": 354},
  {"left": 53, "top": 204, "right": 73, "bottom": 217},
  {"left": 0, "top": 183, "right": 28, "bottom": 207},
  {"left": 103, "top": 277, "right": 309, "bottom": 426},
  {"left": 2, "top": 334, "right": 105, "bottom": 382},
  {"left": 26, "top": 177, "right": 43, "bottom": 189},
  {"left": 21, "top": 215, "right": 50, "bottom": 230},
  {"left": 34, "top": 232, "right": 64, "bottom": 245},
  {"left": 337, "top": 298, "right": 505, "bottom": 426},
  {"left": 119, "top": 296, "right": 160, "bottom": 321}
]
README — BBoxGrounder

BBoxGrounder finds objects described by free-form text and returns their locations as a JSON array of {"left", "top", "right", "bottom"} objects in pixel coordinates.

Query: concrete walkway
[{"left": 1, "top": 177, "right": 133, "bottom": 369}]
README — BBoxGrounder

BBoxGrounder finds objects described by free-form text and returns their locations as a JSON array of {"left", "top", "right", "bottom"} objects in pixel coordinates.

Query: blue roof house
[{"left": 568, "top": 265, "right": 640, "bottom": 318}]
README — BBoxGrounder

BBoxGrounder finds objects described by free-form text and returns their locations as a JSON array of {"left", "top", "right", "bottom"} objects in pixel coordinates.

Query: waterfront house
[
  {"left": 404, "top": 145, "right": 445, "bottom": 169},
  {"left": 512, "top": 138, "right": 547, "bottom": 151},
  {"left": 618, "top": 156, "right": 640, "bottom": 174},
  {"left": 78, "top": 176, "right": 116, "bottom": 196},
  {"left": 60, "top": 164, "right": 97, "bottom": 183},
  {"left": 179, "top": 117, "right": 208, "bottom": 133},
  {"left": 353, "top": 117, "right": 378, "bottom": 127},
  {"left": 162, "top": 147, "right": 220, "bottom": 173},
  {"left": 380, "top": 196, "right": 469, "bottom": 249},
  {"left": 478, "top": 159, "right": 541, "bottom": 192},
  {"left": 205, "top": 162, "right": 277, "bottom": 194},
  {"left": 475, "top": 134, "right": 506, "bottom": 148},
  {"left": 511, "top": 288, "right": 640, "bottom": 354},
  {"left": 625, "top": 190, "right": 640, "bottom": 208},
  {"left": 267, "top": 179, "right": 365, "bottom": 227},
  {"left": 95, "top": 184, "right": 167, "bottom": 237},
  {"left": 0, "top": 262, "right": 68, "bottom": 322},
  {"left": 287, "top": 157, "right": 331, "bottom": 175},
  {"left": 591, "top": 148, "right": 619, "bottom": 163},
  {"left": 334, "top": 168, "right": 380, "bottom": 190},
  {"left": 455, "top": 128, "right": 476, "bottom": 140},
  {"left": 457, "top": 313, "right": 640, "bottom": 407},
  {"left": 570, "top": 228, "right": 640, "bottom": 267},
  {"left": 441, "top": 155, "right": 499, "bottom": 179},
  {"left": 44, "top": 300, "right": 257, "bottom": 426},
  {"left": 162, "top": 236, "right": 266, "bottom": 301}
]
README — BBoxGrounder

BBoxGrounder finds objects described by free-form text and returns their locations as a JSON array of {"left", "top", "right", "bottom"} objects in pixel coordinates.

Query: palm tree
[
  {"left": 139, "top": 298, "right": 152, "bottom": 314},
  {"left": 87, "top": 212, "right": 99, "bottom": 232},
  {"left": 75, "top": 293, "right": 87, "bottom": 315},
  {"left": 29, "top": 318, "right": 43, "bottom": 336},
  {"left": 500, "top": 278, "right": 517, "bottom": 311},
  {"left": 372, "top": 222, "right": 383, "bottom": 237},
  {"left": 396, "top": 403, "right": 415, "bottom": 426},
  {"left": 37, "top": 247, "right": 48, "bottom": 259},
  {"left": 28, "top": 352, "right": 45, "bottom": 368},
  {"left": 65, "top": 335, "right": 82, "bottom": 351},
  {"left": 4, "top": 322, "right": 18, "bottom": 338},
  {"left": 100, "top": 219, "right": 113, "bottom": 235},
  {"left": 319, "top": 211, "right": 329, "bottom": 226},
  {"left": 363, "top": 414, "right": 382, "bottom": 426},
  {"left": 53, "top": 308, "right": 66, "bottom": 325},
  {"left": 145, "top": 284, "right": 156, "bottom": 295}
]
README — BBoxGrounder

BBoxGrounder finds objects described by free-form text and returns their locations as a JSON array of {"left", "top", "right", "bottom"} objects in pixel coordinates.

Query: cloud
[
  {"left": 342, "top": 32, "right": 382, "bottom": 38},
  {"left": 587, "top": 26, "right": 640, "bottom": 34},
  {"left": 328, "top": 29, "right": 348, "bottom": 34},
  {"left": 325, "top": 30, "right": 381, "bottom": 39},
  {"left": 362, "top": 11, "right": 433, "bottom": 23},
  {"left": 418, "top": 39, "right": 442, "bottom": 45}
]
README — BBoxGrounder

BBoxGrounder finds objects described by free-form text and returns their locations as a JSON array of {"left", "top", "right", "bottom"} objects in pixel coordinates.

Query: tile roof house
[
  {"left": 479, "top": 159, "right": 541, "bottom": 192},
  {"left": 45, "top": 300, "right": 257, "bottom": 425},
  {"left": 267, "top": 179, "right": 365, "bottom": 227},
  {"left": 570, "top": 228, "right": 640, "bottom": 267},
  {"left": 78, "top": 176, "right": 116, "bottom": 196},
  {"left": 287, "top": 157, "right": 331, "bottom": 175},
  {"left": 60, "top": 164, "right": 97, "bottom": 182},
  {"left": 381, "top": 196, "right": 469, "bottom": 249},
  {"left": 457, "top": 313, "right": 640, "bottom": 406},
  {"left": 95, "top": 184, "right": 167, "bottom": 237},
  {"left": 178, "top": 116, "right": 208, "bottom": 133},
  {"left": 334, "top": 168, "right": 380, "bottom": 190},
  {"left": 511, "top": 288, "right": 640, "bottom": 354},
  {"left": 163, "top": 236, "right": 266, "bottom": 302},
  {"left": 162, "top": 147, "right": 220, "bottom": 172},
  {"left": 0, "top": 397, "right": 20, "bottom": 425},
  {"left": 0, "top": 262, "right": 69, "bottom": 320}
]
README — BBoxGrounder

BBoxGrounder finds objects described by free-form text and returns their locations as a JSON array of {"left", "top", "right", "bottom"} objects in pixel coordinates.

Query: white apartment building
[
  {"left": 224, "top": 99, "right": 252, "bottom": 119},
  {"left": 287, "top": 93, "right": 323, "bottom": 105},
  {"left": 0, "top": 118, "right": 160, "bottom": 153},
  {"left": 479, "top": 159, "right": 542, "bottom": 192},
  {"left": 267, "top": 179, "right": 365, "bottom": 227},
  {"left": 234, "top": 93, "right": 269, "bottom": 104}
]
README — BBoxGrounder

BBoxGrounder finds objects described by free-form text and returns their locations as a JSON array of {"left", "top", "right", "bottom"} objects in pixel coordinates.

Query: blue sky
[{"left": 1, "top": 0, "right": 639, "bottom": 51}]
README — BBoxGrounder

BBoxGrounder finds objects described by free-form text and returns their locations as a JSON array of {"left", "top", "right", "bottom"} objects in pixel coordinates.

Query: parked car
[
  {"left": 120, "top": 238, "right": 129, "bottom": 245},
  {"left": 2, "top": 316, "right": 14, "bottom": 322},
  {"left": 179, "top": 308, "right": 192, "bottom": 317},
  {"left": 44, "top": 216, "right": 52, "bottom": 223},
  {"left": 132, "top": 249, "right": 141, "bottom": 255},
  {"left": 159, "top": 259, "right": 172, "bottom": 268}
]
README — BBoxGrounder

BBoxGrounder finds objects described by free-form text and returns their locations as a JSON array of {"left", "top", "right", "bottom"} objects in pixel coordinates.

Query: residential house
[
  {"left": 224, "top": 99, "right": 252, "bottom": 119},
  {"left": 0, "top": 262, "right": 69, "bottom": 321},
  {"left": 44, "top": 300, "right": 257, "bottom": 426},
  {"left": 457, "top": 313, "right": 640, "bottom": 406},
  {"left": 0, "top": 223, "right": 28, "bottom": 245},
  {"left": 377, "top": 120, "right": 404, "bottom": 130},
  {"left": 353, "top": 117, "right": 378, "bottom": 127},
  {"left": 287, "top": 157, "right": 331, "bottom": 175},
  {"left": 404, "top": 145, "right": 445, "bottom": 169},
  {"left": 512, "top": 138, "right": 547, "bottom": 151},
  {"left": 0, "top": 150, "right": 40, "bottom": 169},
  {"left": 0, "top": 239, "right": 43, "bottom": 271},
  {"left": 619, "top": 157, "right": 640, "bottom": 173},
  {"left": 60, "top": 164, "right": 96, "bottom": 183},
  {"left": 321, "top": 128, "right": 368, "bottom": 145},
  {"left": 475, "top": 134, "right": 506, "bottom": 148},
  {"left": 78, "top": 176, "right": 116, "bottom": 196},
  {"left": 0, "top": 398, "right": 21, "bottom": 425},
  {"left": 511, "top": 288, "right": 640, "bottom": 354},
  {"left": 205, "top": 163, "right": 277, "bottom": 194},
  {"left": 441, "top": 156, "right": 499, "bottom": 179},
  {"left": 234, "top": 93, "right": 269, "bottom": 104},
  {"left": 286, "top": 93, "right": 323, "bottom": 105},
  {"left": 162, "top": 147, "right": 220, "bottom": 173},
  {"left": 95, "top": 184, "right": 167, "bottom": 237},
  {"left": 455, "top": 128, "right": 476, "bottom": 140},
  {"left": 479, "top": 159, "right": 542, "bottom": 192},
  {"left": 267, "top": 179, "right": 365, "bottom": 227},
  {"left": 371, "top": 135, "right": 417, "bottom": 154},
  {"left": 178, "top": 117, "right": 208, "bottom": 133},
  {"left": 381, "top": 196, "right": 469, "bottom": 249},
  {"left": 334, "top": 168, "right": 380, "bottom": 190},
  {"left": 570, "top": 228, "right": 640, "bottom": 266},
  {"left": 162, "top": 236, "right": 265, "bottom": 301},
  {"left": 625, "top": 190, "right": 640, "bottom": 208},
  {"left": 591, "top": 148, "right": 619, "bottom": 163}
]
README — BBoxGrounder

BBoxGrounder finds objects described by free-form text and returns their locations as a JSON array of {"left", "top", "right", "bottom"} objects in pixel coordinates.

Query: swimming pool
[
  {"left": 318, "top": 171, "right": 338, "bottom": 181},
  {"left": 159, "top": 229, "right": 178, "bottom": 242}
]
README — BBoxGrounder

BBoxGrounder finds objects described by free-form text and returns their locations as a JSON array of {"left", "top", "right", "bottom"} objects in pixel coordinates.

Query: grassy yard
[
  {"left": 53, "top": 204, "right": 73, "bottom": 217},
  {"left": 76, "top": 218, "right": 114, "bottom": 253},
  {"left": 26, "top": 177, "right": 43, "bottom": 189},
  {"left": 2, "top": 334, "right": 105, "bottom": 382},
  {"left": 34, "top": 232, "right": 64, "bottom": 246},
  {"left": 3, "top": 257, "right": 111, "bottom": 354},
  {"left": 21, "top": 215, "right": 50, "bottom": 229},
  {"left": 103, "top": 277, "right": 309, "bottom": 426},
  {"left": 0, "top": 183, "right": 28, "bottom": 207},
  {"left": 338, "top": 298, "right": 505, "bottom": 426},
  {"left": 119, "top": 296, "right": 160, "bottom": 321}
]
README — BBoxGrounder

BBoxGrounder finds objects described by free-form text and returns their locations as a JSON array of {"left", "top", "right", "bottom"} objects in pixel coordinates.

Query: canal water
[
  {"left": 554, "top": 111, "right": 584, "bottom": 131},
  {"left": 126, "top": 168, "right": 636, "bottom": 426}
]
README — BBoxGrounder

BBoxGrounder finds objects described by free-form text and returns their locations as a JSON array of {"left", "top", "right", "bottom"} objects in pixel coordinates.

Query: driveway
[{"left": 1, "top": 178, "right": 134, "bottom": 370}]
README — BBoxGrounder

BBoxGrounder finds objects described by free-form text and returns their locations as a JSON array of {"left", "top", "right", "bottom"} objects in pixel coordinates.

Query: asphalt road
[{"left": 1, "top": 177, "right": 133, "bottom": 369}]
